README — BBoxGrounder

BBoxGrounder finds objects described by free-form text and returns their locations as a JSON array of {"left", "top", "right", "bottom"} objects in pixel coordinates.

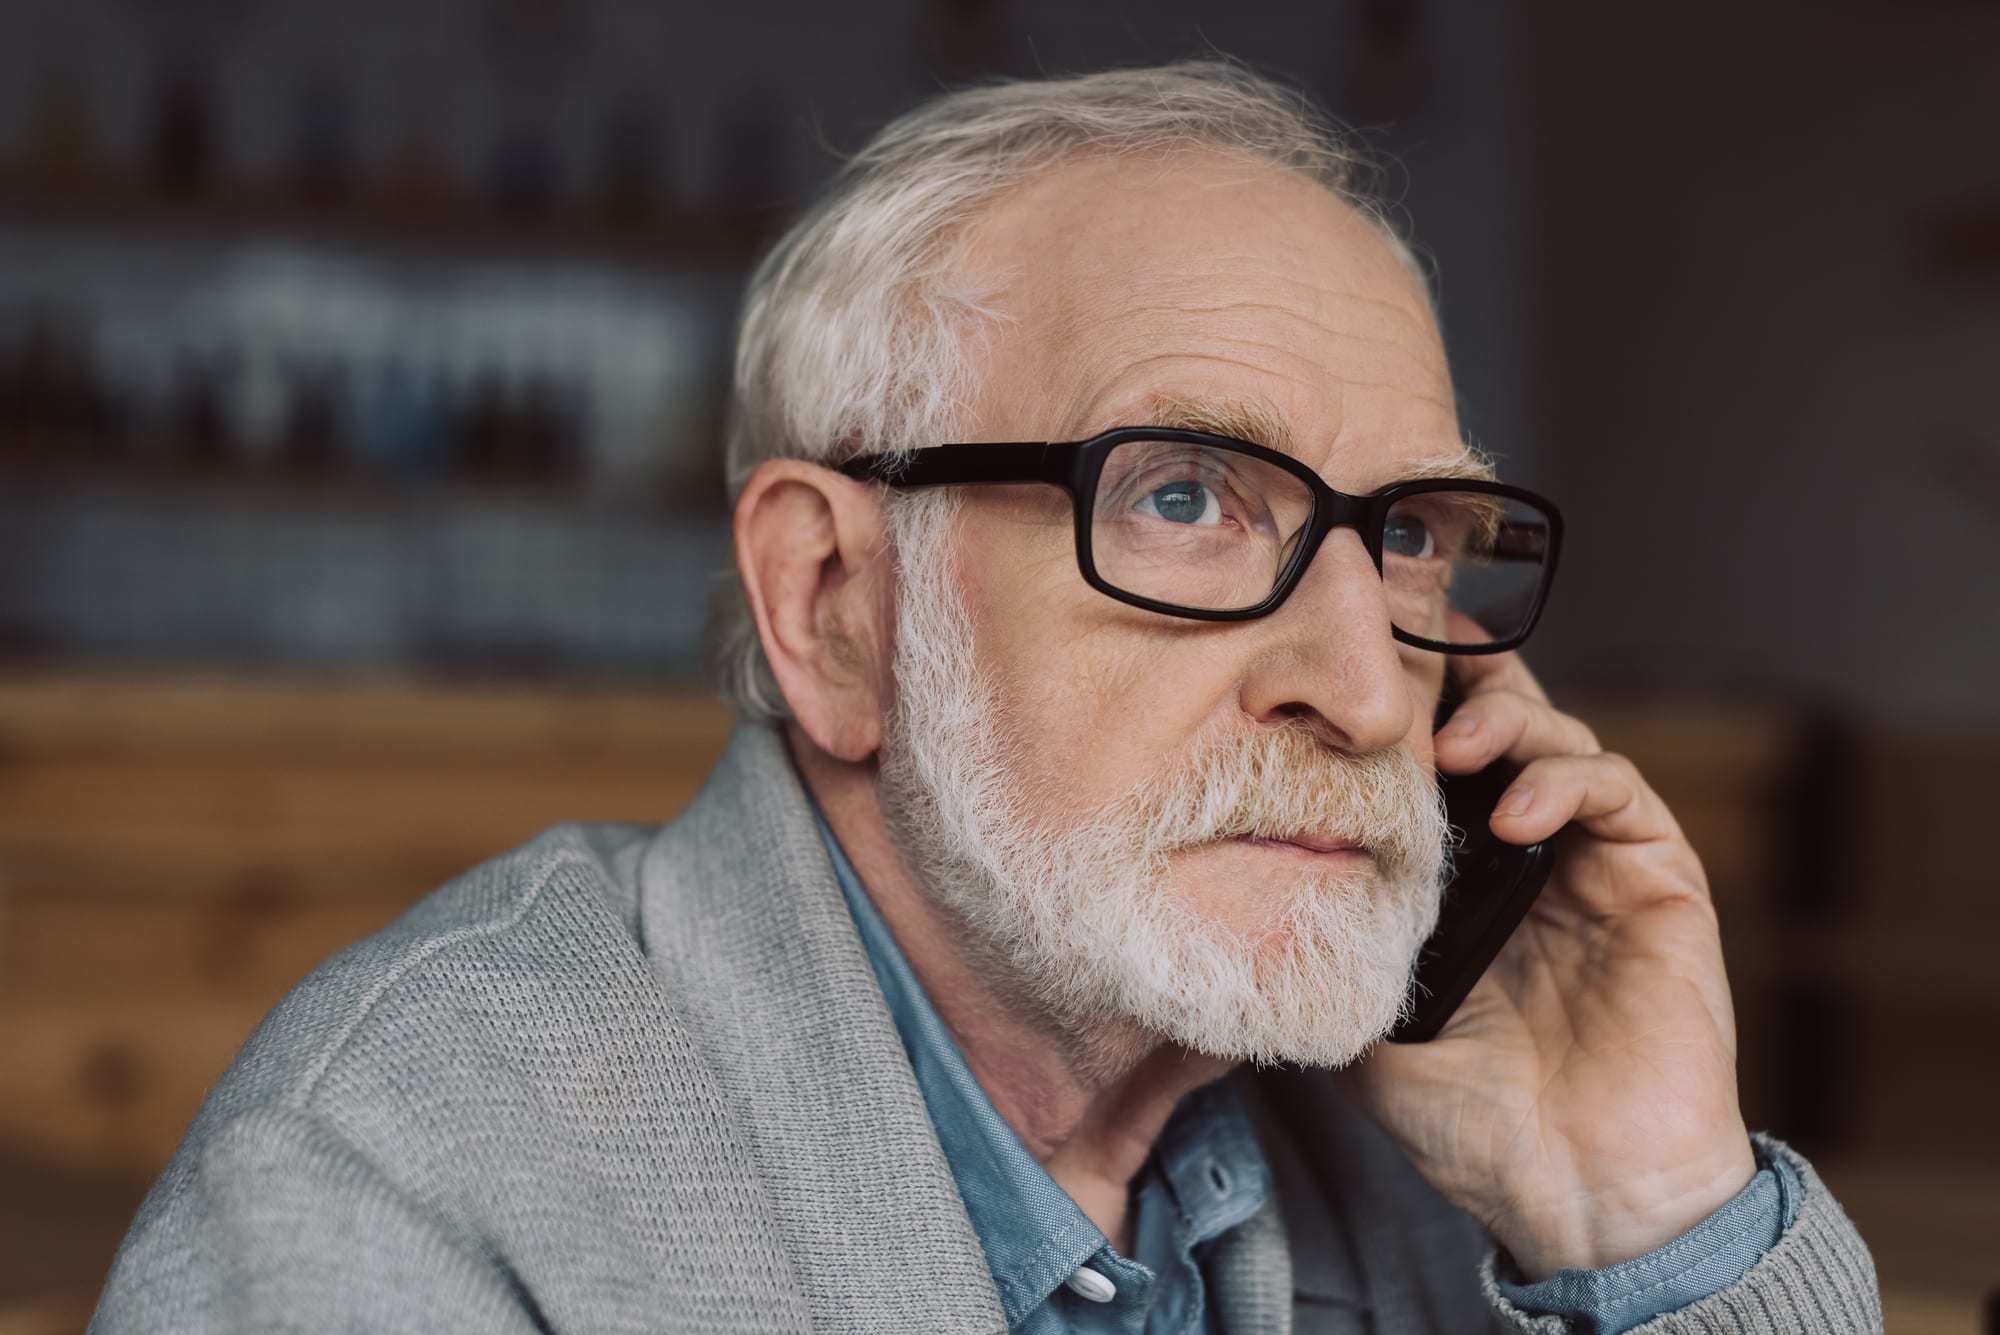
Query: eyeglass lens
[{"left": 1088, "top": 438, "right": 1551, "bottom": 646}]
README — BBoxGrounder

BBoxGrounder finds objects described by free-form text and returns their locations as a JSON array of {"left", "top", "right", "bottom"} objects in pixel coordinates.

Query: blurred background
[{"left": 0, "top": 1, "right": 1994, "bottom": 1331}]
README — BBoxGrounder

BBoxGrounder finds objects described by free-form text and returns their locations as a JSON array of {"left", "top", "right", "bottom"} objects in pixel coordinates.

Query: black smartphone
[{"left": 1386, "top": 681, "right": 1558, "bottom": 1044}]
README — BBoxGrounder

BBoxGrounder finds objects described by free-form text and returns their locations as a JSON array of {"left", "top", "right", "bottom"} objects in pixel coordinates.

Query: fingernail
[
  {"left": 1441, "top": 714, "right": 1481, "bottom": 739},
  {"left": 1499, "top": 785, "right": 1535, "bottom": 817}
]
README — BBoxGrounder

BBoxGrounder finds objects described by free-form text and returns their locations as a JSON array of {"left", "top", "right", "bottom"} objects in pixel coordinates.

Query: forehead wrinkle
[
  {"left": 1070, "top": 332, "right": 1454, "bottom": 434},
  {"left": 1067, "top": 297, "right": 1449, "bottom": 402},
  {"left": 1064, "top": 350, "right": 1311, "bottom": 438},
  {"left": 1132, "top": 286, "right": 1438, "bottom": 342},
  {"left": 993, "top": 260, "right": 1444, "bottom": 441},
  {"left": 1067, "top": 280, "right": 1435, "bottom": 349},
  {"left": 1085, "top": 246, "right": 1438, "bottom": 336}
]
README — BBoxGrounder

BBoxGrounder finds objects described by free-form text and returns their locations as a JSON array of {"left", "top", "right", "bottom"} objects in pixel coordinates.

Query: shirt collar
[
  {"left": 812, "top": 807, "right": 1270, "bottom": 1323},
  {"left": 1153, "top": 1077, "right": 1272, "bottom": 1245}
]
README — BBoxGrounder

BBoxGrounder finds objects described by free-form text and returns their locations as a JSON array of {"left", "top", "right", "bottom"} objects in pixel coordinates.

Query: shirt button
[{"left": 1065, "top": 1266, "right": 1117, "bottom": 1303}]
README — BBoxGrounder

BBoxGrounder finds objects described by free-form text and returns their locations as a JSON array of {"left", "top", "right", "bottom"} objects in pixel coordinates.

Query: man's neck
[{"left": 790, "top": 726, "right": 1234, "bottom": 1252}]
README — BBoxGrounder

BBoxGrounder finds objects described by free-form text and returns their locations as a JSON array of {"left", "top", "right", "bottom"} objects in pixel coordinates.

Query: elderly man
[{"left": 96, "top": 64, "right": 1877, "bottom": 1333}]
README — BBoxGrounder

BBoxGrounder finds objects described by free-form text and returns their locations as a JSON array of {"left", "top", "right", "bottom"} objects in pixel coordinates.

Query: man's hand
[{"left": 1352, "top": 646, "right": 1757, "bottom": 1280}]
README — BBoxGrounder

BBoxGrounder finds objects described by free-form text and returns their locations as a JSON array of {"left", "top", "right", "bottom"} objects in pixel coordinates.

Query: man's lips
[{"left": 1234, "top": 834, "right": 1370, "bottom": 859}]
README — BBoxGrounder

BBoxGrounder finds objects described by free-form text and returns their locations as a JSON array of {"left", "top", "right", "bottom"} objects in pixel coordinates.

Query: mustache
[{"left": 1117, "top": 723, "right": 1450, "bottom": 879}]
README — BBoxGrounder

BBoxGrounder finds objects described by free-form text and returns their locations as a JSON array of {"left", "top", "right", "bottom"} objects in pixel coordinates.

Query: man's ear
[{"left": 733, "top": 459, "right": 893, "bottom": 763}]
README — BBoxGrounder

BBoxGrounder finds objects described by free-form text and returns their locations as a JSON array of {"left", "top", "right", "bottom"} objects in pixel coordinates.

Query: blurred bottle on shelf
[
  {"left": 524, "top": 374, "right": 583, "bottom": 484},
  {"left": 95, "top": 319, "right": 178, "bottom": 467},
  {"left": 457, "top": 365, "right": 581, "bottom": 487},
  {"left": 151, "top": 71, "right": 217, "bottom": 201},
  {"left": 488, "top": 129, "right": 561, "bottom": 222},
  {"left": 480, "top": 0, "right": 583, "bottom": 223},
  {"left": 169, "top": 350, "right": 234, "bottom": 473},
  {"left": 0, "top": 310, "right": 117, "bottom": 463},
  {"left": 23, "top": 70, "right": 102, "bottom": 189},
  {"left": 353, "top": 353, "right": 451, "bottom": 486},
  {"left": 652, "top": 371, "right": 731, "bottom": 514},
  {"left": 290, "top": 70, "right": 355, "bottom": 209},
  {"left": 381, "top": 87, "right": 461, "bottom": 220},
  {"left": 227, "top": 345, "right": 293, "bottom": 469},
  {"left": 281, "top": 360, "right": 346, "bottom": 477},
  {"left": 596, "top": 96, "right": 666, "bottom": 228}
]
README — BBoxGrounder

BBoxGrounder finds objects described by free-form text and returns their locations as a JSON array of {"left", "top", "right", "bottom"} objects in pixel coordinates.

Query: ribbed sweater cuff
[{"left": 1479, "top": 1134, "right": 1882, "bottom": 1334}]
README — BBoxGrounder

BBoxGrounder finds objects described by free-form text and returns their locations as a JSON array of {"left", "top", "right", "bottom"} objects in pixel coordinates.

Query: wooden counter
[{"left": 0, "top": 673, "right": 1992, "bottom": 1329}]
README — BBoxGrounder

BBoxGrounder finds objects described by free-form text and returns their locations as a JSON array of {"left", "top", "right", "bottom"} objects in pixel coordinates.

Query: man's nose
[{"left": 1236, "top": 528, "right": 1415, "bottom": 753}]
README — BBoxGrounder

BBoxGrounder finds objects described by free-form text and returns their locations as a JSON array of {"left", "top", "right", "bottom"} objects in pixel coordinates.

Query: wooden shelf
[{"left": 0, "top": 672, "right": 733, "bottom": 760}]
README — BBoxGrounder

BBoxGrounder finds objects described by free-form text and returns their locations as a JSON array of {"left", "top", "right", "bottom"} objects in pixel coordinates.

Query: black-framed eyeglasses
[{"left": 838, "top": 426, "right": 1563, "bottom": 654}]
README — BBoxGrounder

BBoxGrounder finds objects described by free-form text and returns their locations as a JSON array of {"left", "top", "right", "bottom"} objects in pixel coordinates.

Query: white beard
[{"left": 875, "top": 494, "right": 1452, "bottom": 1075}]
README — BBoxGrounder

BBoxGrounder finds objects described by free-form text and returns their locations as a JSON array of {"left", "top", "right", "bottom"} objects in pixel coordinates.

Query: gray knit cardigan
[{"left": 92, "top": 721, "right": 1880, "bottom": 1333}]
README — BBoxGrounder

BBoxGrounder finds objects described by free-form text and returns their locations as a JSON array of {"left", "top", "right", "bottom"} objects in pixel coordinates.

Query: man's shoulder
[
  {"left": 98, "top": 811, "right": 831, "bottom": 1331},
  {"left": 201, "top": 821, "right": 668, "bottom": 1124}
]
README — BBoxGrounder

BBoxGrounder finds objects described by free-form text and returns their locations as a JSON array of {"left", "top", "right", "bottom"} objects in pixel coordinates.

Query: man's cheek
[
  {"left": 1403, "top": 673, "right": 1443, "bottom": 771},
  {"left": 1410, "top": 727, "right": 1437, "bottom": 776}
]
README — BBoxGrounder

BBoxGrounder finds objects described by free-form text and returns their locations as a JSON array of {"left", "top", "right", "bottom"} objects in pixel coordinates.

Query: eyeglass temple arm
[{"left": 837, "top": 443, "right": 1080, "bottom": 489}]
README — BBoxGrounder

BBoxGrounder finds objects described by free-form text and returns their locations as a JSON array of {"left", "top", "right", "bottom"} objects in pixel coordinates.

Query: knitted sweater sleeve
[
  {"left": 1478, "top": 1135, "right": 1882, "bottom": 1335},
  {"left": 90, "top": 1104, "right": 542, "bottom": 1335}
]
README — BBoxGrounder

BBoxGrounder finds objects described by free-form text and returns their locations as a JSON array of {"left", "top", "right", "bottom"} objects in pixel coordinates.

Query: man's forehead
[
  {"left": 962, "top": 152, "right": 1473, "bottom": 485},
  {"left": 970, "top": 151, "right": 1436, "bottom": 329}
]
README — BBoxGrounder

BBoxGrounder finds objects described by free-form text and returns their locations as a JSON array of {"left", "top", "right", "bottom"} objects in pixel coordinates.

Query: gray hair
[{"left": 708, "top": 60, "right": 1419, "bottom": 720}]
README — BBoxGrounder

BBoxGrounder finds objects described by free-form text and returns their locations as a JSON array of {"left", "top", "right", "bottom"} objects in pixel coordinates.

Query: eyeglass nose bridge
[{"left": 1276, "top": 487, "right": 1391, "bottom": 601}]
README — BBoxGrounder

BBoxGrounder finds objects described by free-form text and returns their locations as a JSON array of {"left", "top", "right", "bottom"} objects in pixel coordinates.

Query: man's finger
[
  {"left": 1434, "top": 689, "right": 1601, "bottom": 774},
  {"left": 1486, "top": 752, "right": 1677, "bottom": 847},
  {"left": 1440, "top": 610, "right": 1550, "bottom": 705}
]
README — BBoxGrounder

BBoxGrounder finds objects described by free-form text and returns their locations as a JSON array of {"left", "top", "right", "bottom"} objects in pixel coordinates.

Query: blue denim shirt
[
  {"left": 815, "top": 814, "right": 1269, "bottom": 1333},
  {"left": 1497, "top": 1146, "right": 1800, "bottom": 1331},
  {"left": 813, "top": 812, "right": 1791, "bottom": 1334}
]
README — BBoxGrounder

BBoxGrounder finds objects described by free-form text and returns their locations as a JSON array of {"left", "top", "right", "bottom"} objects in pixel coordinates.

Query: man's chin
[
  {"left": 1066, "top": 907, "right": 1426, "bottom": 1072},
  {"left": 1139, "top": 998, "right": 1407, "bottom": 1072}
]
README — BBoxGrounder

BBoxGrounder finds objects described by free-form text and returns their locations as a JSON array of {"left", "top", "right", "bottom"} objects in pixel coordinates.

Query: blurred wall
[{"left": 1528, "top": 0, "right": 2000, "bottom": 726}]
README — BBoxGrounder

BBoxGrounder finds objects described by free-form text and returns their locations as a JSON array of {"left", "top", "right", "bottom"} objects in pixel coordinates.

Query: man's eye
[
  {"left": 1384, "top": 515, "right": 1435, "bottom": 558},
  {"left": 1135, "top": 480, "right": 1222, "bottom": 526}
]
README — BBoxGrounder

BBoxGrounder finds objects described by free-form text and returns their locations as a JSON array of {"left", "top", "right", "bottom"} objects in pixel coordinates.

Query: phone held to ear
[{"left": 1387, "top": 684, "right": 1558, "bottom": 1044}]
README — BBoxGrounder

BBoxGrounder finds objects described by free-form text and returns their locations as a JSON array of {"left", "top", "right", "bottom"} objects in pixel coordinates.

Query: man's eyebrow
[
  {"left": 1395, "top": 450, "right": 1499, "bottom": 484},
  {"left": 1132, "top": 393, "right": 1498, "bottom": 484},
  {"left": 1135, "top": 394, "right": 1296, "bottom": 453}
]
